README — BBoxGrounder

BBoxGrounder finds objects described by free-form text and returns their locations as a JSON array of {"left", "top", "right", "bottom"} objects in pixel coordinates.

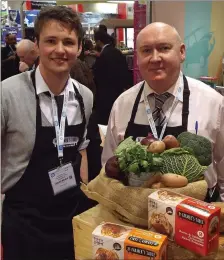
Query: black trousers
[{"left": 2, "top": 221, "right": 75, "bottom": 260}]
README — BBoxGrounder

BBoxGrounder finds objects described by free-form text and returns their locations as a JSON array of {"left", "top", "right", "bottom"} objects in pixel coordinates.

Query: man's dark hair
[
  {"left": 5, "top": 33, "right": 15, "bottom": 38},
  {"left": 99, "top": 24, "right": 107, "bottom": 33},
  {"left": 94, "top": 31, "right": 111, "bottom": 45},
  {"left": 34, "top": 5, "right": 83, "bottom": 47}
]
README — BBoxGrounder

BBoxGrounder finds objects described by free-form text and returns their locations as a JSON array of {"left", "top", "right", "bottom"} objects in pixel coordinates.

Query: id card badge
[{"left": 48, "top": 162, "right": 77, "bottom": 195}]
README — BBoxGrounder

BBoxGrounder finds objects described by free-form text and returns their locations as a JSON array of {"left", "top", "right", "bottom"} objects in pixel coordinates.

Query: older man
[
  {"left": 16, "top": 39, "right": 39, "bottom": 72},
  {"left": 102, "top": 22, "right": 224, "bottom": 202}
]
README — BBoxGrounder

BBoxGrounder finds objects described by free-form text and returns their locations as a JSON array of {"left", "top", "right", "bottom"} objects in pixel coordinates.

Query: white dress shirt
[
  {"left": 35, "top": 66, "right": 89, "bottom": 149},
  {"left": 102, "top": 72, "right": 224, "bottom": 201}
]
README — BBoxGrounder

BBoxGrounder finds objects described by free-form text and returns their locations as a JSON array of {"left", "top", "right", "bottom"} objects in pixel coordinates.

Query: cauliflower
[{"left": 177, "top": 132, "right": 212, "bottom": 166}]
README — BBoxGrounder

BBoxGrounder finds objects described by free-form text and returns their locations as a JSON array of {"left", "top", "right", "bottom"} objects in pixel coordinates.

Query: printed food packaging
[
  {"left": 148, "top": 190, "right": 221, "bottom": 256},
  {"left": 92, "top": 222, "right": 167, "bottom": 260}
]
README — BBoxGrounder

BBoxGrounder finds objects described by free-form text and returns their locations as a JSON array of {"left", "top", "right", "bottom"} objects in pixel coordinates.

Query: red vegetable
[{"left": 105, "top": 156, "right": 122, "bottom": 180}]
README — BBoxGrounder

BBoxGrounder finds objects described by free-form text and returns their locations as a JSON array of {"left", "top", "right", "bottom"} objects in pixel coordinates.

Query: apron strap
[
  {"left": 129, "top": 82, "right": 145, "bottom": 123},
  {"left": 128, "top": 75, "right": 190, "bottom": 130},
  {"left": 182, "top": 75, "right": 190, "bottom": 130},
  {"left": 72, "top": 82, "right": 86, "bottom": 149}
]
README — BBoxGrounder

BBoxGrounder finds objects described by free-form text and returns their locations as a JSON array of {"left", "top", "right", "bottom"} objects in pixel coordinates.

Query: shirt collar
[
  {"left": 35, "top": 66, "right": 75, "bottom": 96},
  {"left": 140, "top": 71, "right": 183, "bottom": 102}
]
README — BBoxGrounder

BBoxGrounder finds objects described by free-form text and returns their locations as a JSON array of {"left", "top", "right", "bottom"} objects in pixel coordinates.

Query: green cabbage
[{"left": 161, "top": 148, "right": 207, "bottom": 183}]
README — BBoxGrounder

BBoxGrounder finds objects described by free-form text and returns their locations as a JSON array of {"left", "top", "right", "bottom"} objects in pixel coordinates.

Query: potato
[
  {"left": 161, "top": 173, "right": 188, "bottom": 188},
  {"left": 147, "top": 141, "right": 166, "bottom": 154},
  {"left": 162, "top": 135, "right": 180, "bottom": 149},
  {"left": 151, "top": 182, "right": 166, "bottom": 189},
  {"left": 141, "top": 172, "right": 162, "bottom": 188}
]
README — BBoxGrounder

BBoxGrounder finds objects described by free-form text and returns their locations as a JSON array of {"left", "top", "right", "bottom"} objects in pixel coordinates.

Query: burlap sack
[
  {"left": 81, "top": 168, "right": 209, "bottom": 228},
  {"left": 212, "top": 202, "right": 224, "bottom": 233}
]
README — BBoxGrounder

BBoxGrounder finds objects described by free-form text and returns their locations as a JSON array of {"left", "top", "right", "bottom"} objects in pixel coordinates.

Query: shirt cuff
[{"left": 78, "top": 139, "right": 90, "bottom": 151}]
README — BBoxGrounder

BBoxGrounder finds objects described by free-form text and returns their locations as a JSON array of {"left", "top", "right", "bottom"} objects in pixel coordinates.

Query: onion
[{"left": 141, "top": 133, "right": 158, "bottom": 146}]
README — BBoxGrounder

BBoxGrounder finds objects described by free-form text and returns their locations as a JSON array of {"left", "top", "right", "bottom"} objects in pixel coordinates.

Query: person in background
[
  {"left": 16, "top": 39, "right": 39, "bottom": 72},
  {"left": 70, "top": 59, "right": 102, "bottom": 183},
  {"left": 102, "top": 22, "right": 224, "bottom": 202},
  {"left": 1, "top": 53, "right": 20, "bottom": 81},
  {"left": 83, "top": 38, "right": 97, "bottom": 70},
  {"left": 93, "top": 30, "right": 129, "bottom": 125},
  {"left": 98, "top": 24, "right": 107, "bottom": 33},
  {"left": 1, "top": 6, "right": 93, "bottom": 260},
  {"left": 70, "top": 58, "right": 96, "bottom": 100},
  {"left": 98, "top": 24, "right": 116, "bottom": 47},
  {"left": 1, "top": 33, "right": 17, "bottom": 62},
  {"left": 1, "top": 33, "right": 20, "bottom": 80}
]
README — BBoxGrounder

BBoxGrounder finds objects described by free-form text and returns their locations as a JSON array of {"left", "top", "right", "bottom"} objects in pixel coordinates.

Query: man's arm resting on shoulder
[
  {"left": 79, "top": 149, "right": 88, "bottom": 184},
  {"left": 101, "top": 102, "right": 120, "bottom": 166}
]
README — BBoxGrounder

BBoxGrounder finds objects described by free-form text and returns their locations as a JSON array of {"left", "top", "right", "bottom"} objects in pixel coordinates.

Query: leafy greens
[{"left": 115, "top": 137, "right": 163, "bottom": 175}]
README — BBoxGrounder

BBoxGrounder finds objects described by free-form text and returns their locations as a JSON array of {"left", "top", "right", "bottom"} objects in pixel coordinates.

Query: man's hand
[{"left": 19, "top": 62, "right": 29, "bottom": 72}]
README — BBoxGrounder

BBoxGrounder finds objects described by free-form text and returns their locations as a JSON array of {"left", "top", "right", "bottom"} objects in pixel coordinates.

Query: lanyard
[
  {"left": 51, "top": 87, "right": 69, "bottom": 164},
  {"left": 143, "top": 80, "right": 183, "bottom": 140}
]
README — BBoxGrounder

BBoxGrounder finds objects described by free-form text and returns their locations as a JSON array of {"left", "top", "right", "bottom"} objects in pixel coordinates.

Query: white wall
[
  {"left": 82, "top": 3, "right": 117, "bottom": 14},
  {"left": 7, "top": 1, "right": 23, "bottom": 10}
]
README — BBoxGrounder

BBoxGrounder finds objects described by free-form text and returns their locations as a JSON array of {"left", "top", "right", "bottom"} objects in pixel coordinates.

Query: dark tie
[
  {"left": 44, "top": 92, "right": 68, "bottom": 126},
  {"left": 152, "top": 92, "right": 171, "bottom": 126},
  {"left": 54, "top": 95, "right": 64, "bottom": 126},
  {"left": 54, "top": 95, "right": 64, "bottom": 122}
]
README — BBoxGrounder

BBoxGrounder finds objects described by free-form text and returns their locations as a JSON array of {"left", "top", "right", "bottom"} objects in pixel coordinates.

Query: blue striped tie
[{"left": 152, "top": 93, "right": 171, "bottom": 126}]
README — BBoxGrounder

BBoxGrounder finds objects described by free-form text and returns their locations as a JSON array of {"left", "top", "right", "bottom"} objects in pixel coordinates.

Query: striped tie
[{"left": 152, "top": 92, "right": 171, "bottom": 126}]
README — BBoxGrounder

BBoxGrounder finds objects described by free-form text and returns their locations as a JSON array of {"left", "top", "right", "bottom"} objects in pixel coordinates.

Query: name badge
[{"left": 48, "top": 162, "right": 77, "bottom": 195}]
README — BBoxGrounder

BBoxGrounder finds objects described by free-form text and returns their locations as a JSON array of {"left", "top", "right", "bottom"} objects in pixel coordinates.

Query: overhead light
[{"left": 107, "top": 1, "right": 134, "bottom": 3}]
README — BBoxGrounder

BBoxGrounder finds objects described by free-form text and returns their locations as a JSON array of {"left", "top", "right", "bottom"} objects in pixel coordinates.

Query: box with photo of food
[
  {"left": 148, "top": 190, "right": 221, "bottom": 256},
  {"left": 92, "top": 222, "right": 167, "bottom": 260}
]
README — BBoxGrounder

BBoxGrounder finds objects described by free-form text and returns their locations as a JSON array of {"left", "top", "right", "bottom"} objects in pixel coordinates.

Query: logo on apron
[{"left": 52, "top": 136, "right": 79, "bottom": 148}]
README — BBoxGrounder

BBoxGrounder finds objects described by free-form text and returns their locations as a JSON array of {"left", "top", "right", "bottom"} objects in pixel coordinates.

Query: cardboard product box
[
  {"left": 92, "top": 222, "right": 167, "bottom": 260},
  {"left": 148, "top": 190, "right": 221, "bottom": 256}
]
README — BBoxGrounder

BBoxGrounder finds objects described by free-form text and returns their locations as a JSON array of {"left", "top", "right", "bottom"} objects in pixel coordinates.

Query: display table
[{"left": 73, "top": 204, "right": 224, "bottom": 260}]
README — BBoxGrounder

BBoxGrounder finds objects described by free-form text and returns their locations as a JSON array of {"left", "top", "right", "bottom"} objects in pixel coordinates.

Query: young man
[
  {"left": 2, "top": 6, "right": 93, "bottom": 260},
  {"left": 16, "top": 39, "right": 39, "bottom": 72},
  {"left": 102, "top": 22, "right": 224, "bottom": 202}
]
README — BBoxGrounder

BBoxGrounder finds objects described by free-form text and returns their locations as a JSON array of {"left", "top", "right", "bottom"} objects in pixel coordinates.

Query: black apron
[
  {"left": 124, "top": 75, "right": 190, "bottom": 140},
  {"left": 2, "top": 71, "right": 92, "bottom": 260}
]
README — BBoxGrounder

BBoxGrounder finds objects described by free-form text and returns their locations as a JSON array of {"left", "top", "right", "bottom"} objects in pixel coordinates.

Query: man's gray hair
[{"left": 16, "top": 39, "right": 35, "bottom": 51}]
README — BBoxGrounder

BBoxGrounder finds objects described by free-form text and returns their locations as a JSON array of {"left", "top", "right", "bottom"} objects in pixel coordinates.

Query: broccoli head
[{"left": 177, "top": 132, "right": 212, "bottom": 166}]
